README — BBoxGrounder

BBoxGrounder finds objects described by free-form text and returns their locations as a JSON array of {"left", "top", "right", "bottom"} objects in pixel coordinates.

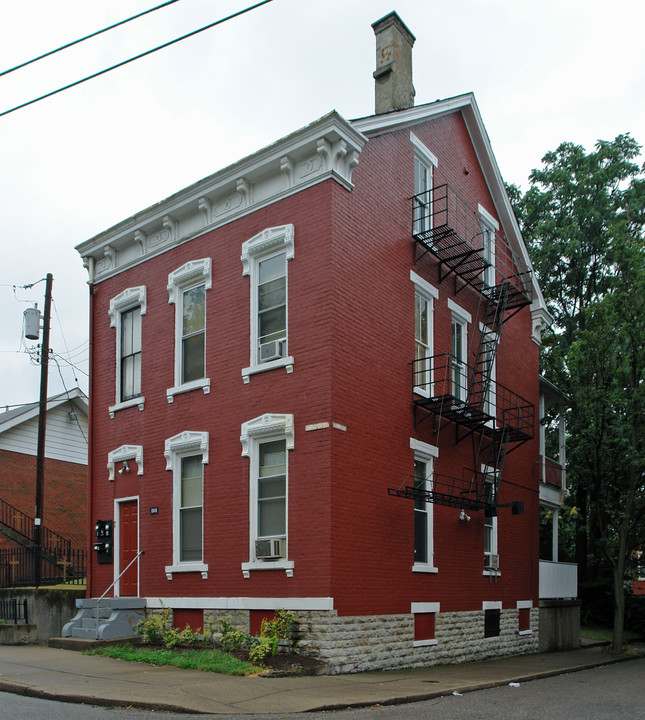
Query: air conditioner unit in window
[
  {"left": 255, "top": 537, "right": 285, "bottom": 559},
  {"left": 259, "top": 339, "right": 286, "bottom": 362},
  {"left": 487, "top": 554, "right": 500, "bottom": 570}
]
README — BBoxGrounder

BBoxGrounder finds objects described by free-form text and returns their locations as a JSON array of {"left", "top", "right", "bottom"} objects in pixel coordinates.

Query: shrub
[{"left": 136, "top": 606, "right": 202, "bottom": 649}]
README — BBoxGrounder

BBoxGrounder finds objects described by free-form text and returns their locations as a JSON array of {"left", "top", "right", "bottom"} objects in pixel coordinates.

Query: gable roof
[
  {"left": 0, "top": 388, "right": 88, "bottom": 436},
  {"left": 351, "top": 93, "right": 550, "bottom": 322}
]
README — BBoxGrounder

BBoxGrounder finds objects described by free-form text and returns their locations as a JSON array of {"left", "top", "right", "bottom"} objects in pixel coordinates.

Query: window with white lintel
[
  {"left": 241, "top": 226, "right": 294, "bottom": 383},
  {"left": 108, "top": 286, "right": 146, "bottom": 417},
  {"left": 240, "top": 413, "right": 294, "bottom": 577},
  {"left": 167, "top": 259, "right": 212, "bottom": 402}
]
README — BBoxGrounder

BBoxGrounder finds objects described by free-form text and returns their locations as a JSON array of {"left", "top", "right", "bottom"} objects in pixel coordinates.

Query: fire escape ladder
[{"left": 468, "top": 282, "right": 510, "bottom": 412}]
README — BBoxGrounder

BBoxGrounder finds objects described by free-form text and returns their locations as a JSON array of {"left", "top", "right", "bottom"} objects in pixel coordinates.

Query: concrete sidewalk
[{"left": 0, "top": 642, "right": 642, "bottom": 715}]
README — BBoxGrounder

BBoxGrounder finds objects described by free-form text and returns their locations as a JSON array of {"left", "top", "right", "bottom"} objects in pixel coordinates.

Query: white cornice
[{"left": 76, "top": 112, "right": 366, "bottom": 284}]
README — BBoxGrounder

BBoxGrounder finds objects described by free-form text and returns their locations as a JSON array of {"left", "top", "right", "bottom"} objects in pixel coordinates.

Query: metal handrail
[{"left": 95, "top": 549, "right": 144, "bottom": 638}]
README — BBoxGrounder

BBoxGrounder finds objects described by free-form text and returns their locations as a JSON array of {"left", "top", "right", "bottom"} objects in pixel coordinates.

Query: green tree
[{"left": 510, "top": 134, "right": 645, "bottom": 650}]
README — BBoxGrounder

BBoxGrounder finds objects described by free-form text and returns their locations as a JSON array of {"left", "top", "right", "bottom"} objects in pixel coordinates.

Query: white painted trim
[
  {"left": 77, "top": 111, "right": 365, "bottom": 283},
  {"left": 516, "top": 600, "right": 533, "bottom": 609},
  {"left": 413, "top": 638, "right": 439, "bottom": 647},
  {"left": 164, "top": 431, "right": 209, "bottom": 575},
  {"left": 108, "top": 286, "right": 147, "bottom": 327},
  {"left": 241, "top": 226, "right": 294, "bottom": 379},
  {"left": 410, "top": 132, "right": 438, "bottom": 167},
  {"left": 482, "top": 601, "right": 502, "bottom": 610},
  {"left": 478, "top": 204, "right": 500, "bottom": 231},
  {"left": 240, "top": 414, "right": 294, "bottom": 576},
  {"left": 411, "top": 602, "right": 440, "bottom": 614},
  {"left": 447, "top": 298, "right": 472, "bottom": 324},
  {"left": 145, "top": 596, "right": 334, "bottom": 611},
  {"left": 409, "top": 438, "right": 439, "bottom": 459},
  {"left": 107, "top": 444, "right": 143, "bottom": 481},
  {"left": 167, "top": 259, "right": 212, "bottom": 399},
  {"left": 410, "top": 270, "right": 439, "bottom": 299}
]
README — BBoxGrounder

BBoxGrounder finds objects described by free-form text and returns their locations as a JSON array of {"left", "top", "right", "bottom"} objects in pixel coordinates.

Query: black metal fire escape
[{"left": 389, "top": 184, "right": 534, "bottom": 515}]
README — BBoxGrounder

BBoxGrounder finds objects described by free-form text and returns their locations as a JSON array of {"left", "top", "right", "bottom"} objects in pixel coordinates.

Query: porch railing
[{"left": 539, "top": 559, "right": 578, "bottom": 599}]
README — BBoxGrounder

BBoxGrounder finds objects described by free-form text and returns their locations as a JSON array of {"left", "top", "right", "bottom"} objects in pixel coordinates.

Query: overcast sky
[{"left": 1, "top": 0, "right": 643, "bottom": 410}]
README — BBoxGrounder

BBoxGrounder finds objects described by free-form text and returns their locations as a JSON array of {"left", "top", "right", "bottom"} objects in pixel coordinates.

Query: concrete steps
[{"left": 61, "top": 597, "right": 146, "bottom": 641}]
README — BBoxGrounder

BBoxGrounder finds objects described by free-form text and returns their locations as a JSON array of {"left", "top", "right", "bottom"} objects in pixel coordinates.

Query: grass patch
[
  {"left": 580, "top": 625, "right": 640, "bottom": 643},
  {"left": 85, "top": 645, "right": 262, "bottom": 676}
]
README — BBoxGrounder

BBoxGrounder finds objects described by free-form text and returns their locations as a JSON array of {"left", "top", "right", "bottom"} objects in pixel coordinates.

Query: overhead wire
[
  {"left": 0, "top": 0, "right": 181, "bottom": 78},
  {"left": 0, "top": 0, "right": 276, "bottom": 118}
]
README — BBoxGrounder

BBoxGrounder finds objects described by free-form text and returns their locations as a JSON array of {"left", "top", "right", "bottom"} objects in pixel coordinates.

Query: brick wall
[
  {"left": 86, "top": 110, "right": 540, "bottom": 629},
  {"left": 0, "top": 449, "right": 87, "bottom": 549}
]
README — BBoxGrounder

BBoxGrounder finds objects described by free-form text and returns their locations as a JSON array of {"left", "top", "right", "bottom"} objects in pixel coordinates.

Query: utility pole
[{"left": 34, "top": 273, "right": 53, "bottom": 587}]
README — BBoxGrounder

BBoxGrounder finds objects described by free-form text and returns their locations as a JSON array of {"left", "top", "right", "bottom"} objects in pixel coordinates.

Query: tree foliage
[{"left": 510, "top": 134, "right": 645, "bottom": 649}]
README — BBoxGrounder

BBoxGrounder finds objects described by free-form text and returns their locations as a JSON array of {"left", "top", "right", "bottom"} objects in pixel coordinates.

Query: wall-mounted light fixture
[
  {"left": 118, "top": 460, "right": 130, "bottom": 475},
  {"left": 459, "top": 509, "right": 471, "bottom": 522}
]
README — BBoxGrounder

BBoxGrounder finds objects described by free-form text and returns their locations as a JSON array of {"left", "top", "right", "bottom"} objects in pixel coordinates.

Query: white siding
[{"left": 0, "top": 405, "right": 88, "bottom": 464}]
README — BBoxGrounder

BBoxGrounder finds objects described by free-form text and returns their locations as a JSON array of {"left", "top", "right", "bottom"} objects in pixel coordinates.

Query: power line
[
  {"left": 0, "top": 0, "right": 276, "bottom": 119},
  {"left": 0, "top": 0, "right": 181, "bottom": 78}
]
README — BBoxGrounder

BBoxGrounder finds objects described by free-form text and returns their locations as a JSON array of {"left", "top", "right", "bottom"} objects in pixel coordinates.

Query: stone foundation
[{"left": 296, "top": 608, "right": 539, "bottom": 674}]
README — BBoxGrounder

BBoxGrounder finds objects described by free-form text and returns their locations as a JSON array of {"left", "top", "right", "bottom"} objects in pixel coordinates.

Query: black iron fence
[
  {"left": 0, "top": 546, "right": 86, "bottom": 588},
  {"left": 0, "top": 597, "right": 29, "bottom": 623}
]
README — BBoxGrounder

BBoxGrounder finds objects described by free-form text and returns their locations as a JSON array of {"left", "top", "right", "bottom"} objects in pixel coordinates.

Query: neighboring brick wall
[{"left": 0, "top": 449, "right": 87, "bottom": 550}]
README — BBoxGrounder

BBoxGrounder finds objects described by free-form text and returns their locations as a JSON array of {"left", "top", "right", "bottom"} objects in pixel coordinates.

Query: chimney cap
[{"left": 371, "top": 11, "right": 416, "bottom": 46}]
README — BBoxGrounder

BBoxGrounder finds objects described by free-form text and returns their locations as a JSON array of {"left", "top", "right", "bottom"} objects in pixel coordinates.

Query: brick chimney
[{"left": 372, "top": 11, "right": 416, "bottom": 114}]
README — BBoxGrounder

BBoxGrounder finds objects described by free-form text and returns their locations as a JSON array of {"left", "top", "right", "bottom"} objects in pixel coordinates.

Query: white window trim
[
  {"left": 410, "top": 132, "right": 439, "bottom": 168},
  {"left": 107, "top": 444, "right": 143, "bottom": 481},
  {"left": 411, "top": 438, "right": 438, "bottom": 574},
  {"left": 483, "top": 464, "right": 500, "bottom": 577},
  {"left": 241, "top": 225, "right": 295, "bottom": 383},
  {"left": 240, "top": 413, "right": 294, "bottom": 577},
  {"left": 483, "top": 600, "right": 502, "bottom": 610},
  {"left": 411, "top": 271, "right": 438, "bottom": 398},
  {"left": 478, "top": 321, "right": 499, "bottom": 422},
  {"left": 411, "top": 601, "right": 440, "bottom": 647},
  {"left": 166, "top": 259, "right": 212, "bottom": 403},
  {"left": 108, "top": 286, "right": 146, "bottom": 418},
  {"left": 449, "top": 299, "right": 471, "bottom": 402},
  {"left": 164, "top": 431, "right": 209, "bottom": 579},
  {"left": 517, "top": 600, "right": 534, "bottom": 635}
]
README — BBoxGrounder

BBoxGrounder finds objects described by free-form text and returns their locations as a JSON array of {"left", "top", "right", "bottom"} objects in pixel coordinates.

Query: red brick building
[{"left": 73, "top": 13, "right": 553, "bottom": 671}]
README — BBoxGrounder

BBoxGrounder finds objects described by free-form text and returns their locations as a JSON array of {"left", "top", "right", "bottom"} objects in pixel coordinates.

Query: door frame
[{"left": 114, "top": 495, "right": 139, "bottom": 597}]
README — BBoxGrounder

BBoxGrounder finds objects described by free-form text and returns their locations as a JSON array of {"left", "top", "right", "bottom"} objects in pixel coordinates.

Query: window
[
  {"left": 167, "top": 259, "right": 212, "bottom": 402},
  {"left": 240, "top": 413, "right": 295, "bottom": 577},
  {"left": 517, "top": 601, "right": 532, "bottom": 635},
  {"left": 121, "top": 307, "right": 141, "bottom": 401},
  {"left": 241, "top": 225, "right": 294, "bottom": 383},
  {"left": 411, "top": 133, "right": 438, "bottom": 237},
  {"left": 179, "top": 455, "right": 203, "bottom": 562},
  {"left": 448, "top": 299, "right": 471, "bottom": 403},
  {"left": 164, "top": 431, "right": 209, "bottom": 579},
  {"left": 484, "top": 605, "right": 501, "bottom": 638},
  {"left": 411, "top": 438, "right": 438, "bottom": 573},
  {"left": 478, "top": 205, "right": 499, "bottom": 291},
  {"left": 411, "top": 602, "right": 440, "bottom": 647},
  {"left": 411, "top": 271, "right": 438, "bottom": 395},
  {"left": 108, "top": 286, "right": 146, "bottom": 417},
  {"left": 483, "top": 467, "right": 499, "bottom": 574}
]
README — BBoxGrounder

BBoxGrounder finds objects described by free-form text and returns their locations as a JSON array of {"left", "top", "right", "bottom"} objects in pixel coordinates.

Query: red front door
[{"left": 119, "top": 500, "right": 138, "bottom": 596}]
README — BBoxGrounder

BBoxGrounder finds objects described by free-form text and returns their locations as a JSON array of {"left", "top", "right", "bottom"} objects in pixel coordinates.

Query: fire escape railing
[
  {"left": 412, "top": 353, "right": 534, "bottom": 442},
  {"left": 412, "top": 183, "right": 532, "bottom": 310}
]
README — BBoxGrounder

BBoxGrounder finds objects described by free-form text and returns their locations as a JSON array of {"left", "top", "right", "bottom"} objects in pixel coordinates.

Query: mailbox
[{"left": 94, "top": 520, "right": 114, "bottom": 564}]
